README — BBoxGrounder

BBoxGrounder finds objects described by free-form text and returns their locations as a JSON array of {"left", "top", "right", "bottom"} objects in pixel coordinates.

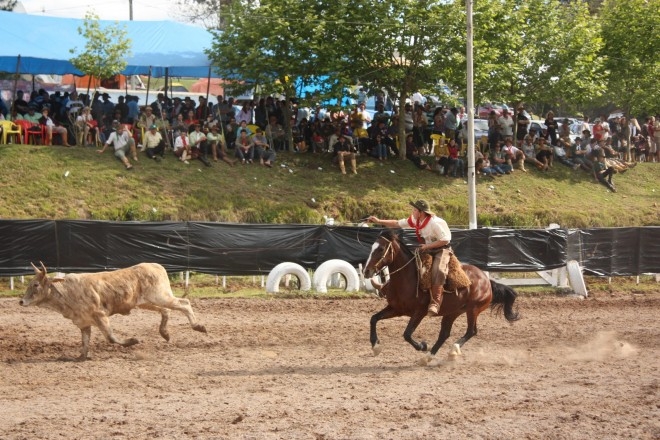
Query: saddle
[{"left": 418, "top": 252, "right": 471, "bottom": 292}]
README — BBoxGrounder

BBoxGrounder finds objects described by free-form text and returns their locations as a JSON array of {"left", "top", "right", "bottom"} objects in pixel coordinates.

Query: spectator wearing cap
[
  {"left": 497, "top": 108, "right": 515, "bottom": 140},
  {"left": 144, "top": 124, "right": 165, "bottom": 161},
  {"left": 40, "top": 107, "right": 74, "bottom": 146}
]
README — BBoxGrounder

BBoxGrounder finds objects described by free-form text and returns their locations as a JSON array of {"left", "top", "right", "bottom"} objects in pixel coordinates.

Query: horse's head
[{"left": 363, "top": 229, "right": 402, "bottom": 278}]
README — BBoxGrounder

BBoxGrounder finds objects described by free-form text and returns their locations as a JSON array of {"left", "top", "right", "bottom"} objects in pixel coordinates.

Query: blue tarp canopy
[{"left": 0, "top": 11, "right": 218, "bottom": 78}]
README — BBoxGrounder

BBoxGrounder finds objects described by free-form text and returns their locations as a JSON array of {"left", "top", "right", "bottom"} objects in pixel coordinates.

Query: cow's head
[{"left": 19, "top": 262, "right": 64, "bottom": 307}]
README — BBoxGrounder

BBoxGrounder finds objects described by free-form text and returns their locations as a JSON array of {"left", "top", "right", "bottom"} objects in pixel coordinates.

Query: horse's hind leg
[
  {"left": 452, "top": 308, "right": 482, "bottom": 355},
  {"left": 430, "top": 314, "right": 460, "bottom": 356}
]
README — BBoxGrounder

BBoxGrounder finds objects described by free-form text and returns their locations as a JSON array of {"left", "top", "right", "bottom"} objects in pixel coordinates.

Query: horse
[{"left": 363, "top": 229, "right": 519, "bottom": 362}]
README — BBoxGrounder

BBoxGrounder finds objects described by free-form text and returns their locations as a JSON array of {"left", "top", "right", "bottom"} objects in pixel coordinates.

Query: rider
[{"left": 367, "top": 199, "right": 452, "bottom": 316}]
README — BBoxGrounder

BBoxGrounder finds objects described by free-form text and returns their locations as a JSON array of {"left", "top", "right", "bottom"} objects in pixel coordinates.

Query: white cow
[{"left": 20, "top": 262, "right": 207, "bottom": 361}]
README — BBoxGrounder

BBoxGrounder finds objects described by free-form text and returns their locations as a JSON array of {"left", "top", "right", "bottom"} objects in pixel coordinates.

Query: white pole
[{"left": 466, "top": 0, "right": 477, "bottom": 230}]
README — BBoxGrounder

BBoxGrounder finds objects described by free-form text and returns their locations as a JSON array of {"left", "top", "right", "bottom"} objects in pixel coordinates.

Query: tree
[
  {"left": 69, "top": 12, "right": 132, "bottom": 94},
  {"left": 0, "top": 0, "right": 16, "bottom": 11},
  {"left": 326, "top": 0, "right": 457, "bottom": 158},
  {"left": 599, "top": 0, "right": 660, "bottom": 115},
  {"left": 439, "top": 0, "right": 606, "bottom": 116},
  {"left": 207, "top": 0, "right": 338, "bottom": 151}
]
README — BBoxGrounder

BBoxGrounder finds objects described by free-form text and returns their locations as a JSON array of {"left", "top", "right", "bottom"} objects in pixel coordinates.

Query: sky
[{"left": 16, "top": 0, "right": 182, "bottom": 21}]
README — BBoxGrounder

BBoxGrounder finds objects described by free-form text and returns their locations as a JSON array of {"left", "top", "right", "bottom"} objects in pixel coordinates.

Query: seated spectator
[
  {"left": 332, "top": 133, "right": 358, "bottom": 174},
  {"left": 553, "top": 142, "right": 580, "bottom": 170},
  {"left": 183, "top": 109, "right": 197, "bottom": 129},
  {"left": 266, "top": 116, "right": 286, "bottom": 151},
  {"left": 535, "top": 137, "right": 553, "bottom": 170},
  {"left": 143, "top": 124, "right": 165, "bottom": 161},
  {"left": 235, "top": 120, "right": 253, "bottom": 137},
  {"left": 311, "top": 130, "right": 325, "bottom": 153},
  {"left": 235, "top": 129, "right": 255, "bottom": 163},
  {"left": 502, "top": 137, "right": 526, "bottom": 172},
  {"left": 173, "top": 130, "right": 192, "bottom": 164},
  {"left": 137, "top": 106, "right": 156, "bottom": 135},
  {"left": 75, "top": 106, "right": 98, "bottom": 147},
  {"left": 446, "top": 138, "right": 465, "bottom": 178},
  {"left": 490, "top": 142, "right": 513, "bottom": 174},
  {"left": 13, "top": 90, "right": 29, "bottom": 116},
  {"left": 521, "top": 135, "right": 545, "bottom": 171},
  {"left": 404, "top": 133, "right": 432, "bottom": 171},
  {"left": 97, "top": 124, "right": 138, "bottom": 170},
  {"left": 205, "top": 125, "right": 231, "bottom": 165},
  {"left": 372, "top": 133, "right": 389, "bottom": 161},
  {"left": 254, "top": 129, "right": 276, "bottom": 167},
  {"left": 188, "top": 123, "right": 212, "bottom": 167},
  {"left": 40, "top": 107, "right": 73, "bottom": 146},
  {"left": 171, "top": 113, "right": 187, "bottom": 139},
  {"left": 571, "top": 135, "right": 591, "bottom": 171}
]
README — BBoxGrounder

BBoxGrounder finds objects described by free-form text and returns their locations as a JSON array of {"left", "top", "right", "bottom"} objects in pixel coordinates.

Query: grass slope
[{"left": 0, "top": 144, "right": 657, "bottom": 227}]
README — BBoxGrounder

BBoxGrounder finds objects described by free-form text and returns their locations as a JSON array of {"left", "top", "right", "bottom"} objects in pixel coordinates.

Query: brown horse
[{"left": 363, "top": 229, "right": 519, "bottom": 361}]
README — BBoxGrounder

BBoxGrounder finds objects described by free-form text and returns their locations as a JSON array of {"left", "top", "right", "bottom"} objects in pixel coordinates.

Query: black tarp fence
[{"left": 0, "top": 220, "right": 657, "bottom": 277}]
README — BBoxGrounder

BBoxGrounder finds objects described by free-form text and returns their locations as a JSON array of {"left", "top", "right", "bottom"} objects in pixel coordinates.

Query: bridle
[{"left": 368, "top": 236, "right": 419, "bottom": 292}]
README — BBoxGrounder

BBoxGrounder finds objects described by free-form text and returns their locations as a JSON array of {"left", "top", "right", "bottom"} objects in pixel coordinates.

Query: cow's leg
[
  {"left": 93, "top": 312, "right": 139, "bottom": 347},
  {"left": 138, "top": 304, "right": 171, "bottom": 341},
  {"left": 78, "top": 326, "right": 91, "bottom": 361},
  {"left": 153, "top": 297, "right": 207, "bottom": 334}
]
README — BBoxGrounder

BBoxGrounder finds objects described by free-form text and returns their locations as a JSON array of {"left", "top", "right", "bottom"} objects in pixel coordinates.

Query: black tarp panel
[
  {"left": 0, "top": 220, "right": 57, "bottom": 275},
  {"left": 0, "top": 220, "right": 656, "bottom": 276},
  {"left": 484, "top": 228, "right": 568, "bottom": 271}
]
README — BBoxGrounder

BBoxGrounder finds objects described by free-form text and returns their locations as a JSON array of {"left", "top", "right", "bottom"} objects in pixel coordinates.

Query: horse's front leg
[
  {"left": 370, "top": 305, "right": 400, "bottom": 356},
  {"left": 402, "top": 311, "right": 429, "bottom": 352}
]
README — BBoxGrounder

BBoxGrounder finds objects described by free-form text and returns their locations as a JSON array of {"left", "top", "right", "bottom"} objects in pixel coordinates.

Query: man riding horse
[{"left": 367, "top": 199, "right": 452, "bottom": 317}]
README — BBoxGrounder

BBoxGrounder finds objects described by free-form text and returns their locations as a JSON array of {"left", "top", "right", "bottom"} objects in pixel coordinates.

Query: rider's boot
[{"left": 427, "top": 284, "right": 443, "bottom": 317}]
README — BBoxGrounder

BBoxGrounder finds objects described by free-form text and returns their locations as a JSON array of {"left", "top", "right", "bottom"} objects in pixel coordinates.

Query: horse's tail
[{"left": 489, "top": 280, "right": 520, "bottom": 322}]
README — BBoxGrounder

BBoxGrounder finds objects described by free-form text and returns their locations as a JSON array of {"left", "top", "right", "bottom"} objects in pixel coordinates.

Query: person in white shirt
[
  {"left": 40, "top": 107, "right": 73, "bottom": 146},
  {"left": 497, "top": 108, "right": 514, "bottom": 139},
  {"left": 97, "top": 124, "right": 137, "bottom": 169}
]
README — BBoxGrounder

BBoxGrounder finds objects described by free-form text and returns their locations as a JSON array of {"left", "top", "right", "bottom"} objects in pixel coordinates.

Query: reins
[{"left": 371, "top": 236, "right": 421, "bottom": 296}]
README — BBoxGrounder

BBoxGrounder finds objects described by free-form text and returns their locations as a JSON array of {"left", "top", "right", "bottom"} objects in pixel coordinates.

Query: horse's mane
[{"left": 380, "top": 229, "right": 415, "bottom": 260}]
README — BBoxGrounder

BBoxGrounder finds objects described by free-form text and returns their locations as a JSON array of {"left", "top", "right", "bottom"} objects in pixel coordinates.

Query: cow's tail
[{"left": 490, "top": 280, "right": 520, "bottom": 322}]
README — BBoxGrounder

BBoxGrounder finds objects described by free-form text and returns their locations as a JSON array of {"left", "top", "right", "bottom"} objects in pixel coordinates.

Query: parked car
[
  {"left": 477, "top": 103, "right": 507, "bottom": 119},
  {"left": 460, "top": 118, "right": 489, "bottom": 146}
]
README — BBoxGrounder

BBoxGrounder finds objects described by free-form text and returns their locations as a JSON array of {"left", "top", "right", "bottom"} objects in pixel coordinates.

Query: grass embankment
[{"left": 0, "top": 144, "right": 657, "bottom": 227}]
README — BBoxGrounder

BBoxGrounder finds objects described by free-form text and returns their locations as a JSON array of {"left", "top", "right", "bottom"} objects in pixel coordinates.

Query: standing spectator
[
  {"left": 651, "top": 116, "right": 659, "bottom": 162},
  {"left": 594, "top": 150, "right": 616, "bottom": 192},
  {"left": 544, "top": 111, "right": 558, "bottom": 145},
  {"left": 444, "top": 107, "right": 459, "bottom": 140},
  {"left": 516, "top": 105, "right": 530, "bottom": 142},
  {"left": 97, "top": 124, "right": 138, "bottom": 170},
  {"left": 497, "top": 108, "right": 514, "bottom": 141}
]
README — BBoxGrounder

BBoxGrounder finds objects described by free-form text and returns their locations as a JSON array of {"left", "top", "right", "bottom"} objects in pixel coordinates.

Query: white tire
[
  {"left": 313, "top": 259, "right": 360, "bottom": 293},
  {"left": 265, "top": 262, "right": 311, "bottom": 293}
]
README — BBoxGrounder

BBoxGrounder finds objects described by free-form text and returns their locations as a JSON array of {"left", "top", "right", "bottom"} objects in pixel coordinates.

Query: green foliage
[
  {"left": 599, "top": 0, "right": 660, "bottom": 115},
  {"left": 69, "top": 12, "right": 132, "bottom": 83}
]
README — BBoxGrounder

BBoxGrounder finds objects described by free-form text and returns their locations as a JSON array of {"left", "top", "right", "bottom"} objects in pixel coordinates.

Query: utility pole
[{"left": 129, "top": 0, "right": 133, "bottom": 20}]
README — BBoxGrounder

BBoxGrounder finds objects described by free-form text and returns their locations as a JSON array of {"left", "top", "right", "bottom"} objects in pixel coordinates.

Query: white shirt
[{"left": 398, "top": 215, "right": 451, "bottom": 244}]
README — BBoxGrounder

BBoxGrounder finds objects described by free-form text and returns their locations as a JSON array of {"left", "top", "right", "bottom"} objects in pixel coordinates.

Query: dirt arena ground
[{"left": 0, "top": 291, "right": 659, "bottom": 440}]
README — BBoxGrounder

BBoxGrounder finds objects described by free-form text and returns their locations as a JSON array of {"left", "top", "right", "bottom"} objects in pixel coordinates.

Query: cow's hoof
[
  {"left": 193, "top": 324, "right": 207, "bottom": 333},
  {"left": 124, "top": 338, "right": 139, "bottom": 347},
  {"left": 160, "top": 331, "right": 171, "bottom": 342}
]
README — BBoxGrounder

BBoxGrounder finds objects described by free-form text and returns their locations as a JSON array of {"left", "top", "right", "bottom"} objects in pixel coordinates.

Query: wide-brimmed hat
[{"left": 409, "top": 199, "right": 434, "bottom": 215}]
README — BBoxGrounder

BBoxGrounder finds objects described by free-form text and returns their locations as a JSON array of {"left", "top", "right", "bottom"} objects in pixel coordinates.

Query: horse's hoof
[
  {"left": 449, "top": 343, "right": 462, "bottom": 357},
  {"left": 418, "top": 352, "right": 434, "bottom": 366},
  {"left": 372, "top": 343, "right": 383, "bottom": 357},
  {"left": 420, "top": 341, "right": 428, "bottom": 352}
]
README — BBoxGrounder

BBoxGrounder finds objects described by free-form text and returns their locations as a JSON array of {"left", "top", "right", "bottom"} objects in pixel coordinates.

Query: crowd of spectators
[{"left": 1, "top": 88, "right": 658, "bottom": 181}]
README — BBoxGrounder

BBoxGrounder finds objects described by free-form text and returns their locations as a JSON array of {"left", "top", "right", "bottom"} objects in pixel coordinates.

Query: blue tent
[{"left": 0, "top": 11, "right": 218, "bottom": 78}]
